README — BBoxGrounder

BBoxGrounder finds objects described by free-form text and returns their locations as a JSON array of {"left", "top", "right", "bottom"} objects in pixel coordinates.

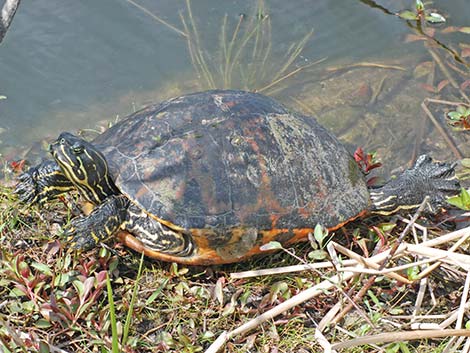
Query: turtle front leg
[
  {"left": 65, "top": 194, "right": 129, "bottom": 249},
  {"left": 15, "top": 160, "right": 74, "bottom": 204}
]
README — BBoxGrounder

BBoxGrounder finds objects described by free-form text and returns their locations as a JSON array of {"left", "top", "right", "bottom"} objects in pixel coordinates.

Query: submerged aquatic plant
[
  {"left": 180, "top": 0, "right": 318, "bottom": 93},
  {"left": 126, "top": 0, "right": 320, "bottom": 95},
  {"left": 174, "top": 0, "right": 318, "bottom": 92},
  {"left": 398, "top": 0, "right": 446, "bottom": 23}
]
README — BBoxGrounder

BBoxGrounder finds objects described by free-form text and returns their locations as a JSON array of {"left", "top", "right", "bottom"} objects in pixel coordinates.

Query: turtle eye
[
  {"left": 72, "top": 143, "right": 84, "bottom": 155},
  {"left": 59, "top": 138, "right": 66, "bottom": 145}
]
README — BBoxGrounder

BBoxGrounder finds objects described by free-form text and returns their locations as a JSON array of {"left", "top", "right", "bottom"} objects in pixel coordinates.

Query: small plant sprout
[
  {"left": 307, "top": 224, "right": 329, "bottom": 261},
  {"left": 397, "top": 0, "right": 446, "bottom": 23},
  {"left": 446, "top": 105, "right": 470, "bottom": 130},
  {"left": 354, "top": 147, "right": 382, "bottom": 186},
  {"left": 353, "top": 147, "right": 382, "bottom": 174}
]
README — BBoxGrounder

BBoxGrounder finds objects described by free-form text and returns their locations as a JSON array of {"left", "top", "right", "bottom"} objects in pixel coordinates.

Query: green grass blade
[
  {"left": 122, "top": 252, "right": 145, "bottom": 345},
  {"left": 272, "top": 28, "right": 314, "bottom": 82},
  {"left": 224, "top": 14, "right": 244, "bottom": 88},
  {"left": 106, "top": 272, "right": 120, "bottom": 353},
  {"left": 185, "top": 0, "right": 216, "bottom": 89}
]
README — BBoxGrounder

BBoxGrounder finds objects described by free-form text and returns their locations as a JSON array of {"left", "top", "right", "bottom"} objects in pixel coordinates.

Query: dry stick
[
  {"left": 125, "top": 0, "right": 187, "bottom": 38},
  {"left": 440, "top": 301, "right": 470, "bottom": 329},
  {"left": 326, "top": 243, "right": 376, "bottom": 329},
  {"left": 415, "top": 225, "right": 470, "bottom": 281},
  {"left": 326, "top": 62, "right": 406, "bottom": 72},
  {"left": 379, "top": 196, "right": 429, "bottom": 271},
  {"left": 231, "top": 225, "right": 470, "bottom": 279},
  {"left": 421, "top": 99, "right": 463, "bottom": 160},
  {"left": 209, "top": 239, "right": 420, "bottom": 353},
  {"left": 205, "top": 270, "right": 358, "bottom": 353},
  {"left": 230, "top": 259, "right": 357, "bottom": 279},
  {"left": 314, "top": 328, "right": 333, "bottom": 353},
  {"left": 332, "top": 242, "right": 411, "bottom": 284},
  {"left": 331, "top": 329, "right": 470, "bottom": 350},
  {"left": 337, "top": 255, "right": 445, "bottom": 276},
  {"left": 425, "top": 97, "right": 470, "bottom": 107},
  {"left": 208, "top": 227, "right": 470, "bottom": 353},
  {"left": 331, "top": 274, "right": 377, "bottom": 327},
  {"left": 456, "top": 271, "right": 470, "bottom": 329},
  {"left": 0, "top": 0, "right": 21, "bottom": 43}
]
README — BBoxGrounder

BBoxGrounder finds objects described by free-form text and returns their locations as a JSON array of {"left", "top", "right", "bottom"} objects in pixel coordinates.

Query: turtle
[{"left": 15, "top": 89, "right": 460, "bottom": 265}]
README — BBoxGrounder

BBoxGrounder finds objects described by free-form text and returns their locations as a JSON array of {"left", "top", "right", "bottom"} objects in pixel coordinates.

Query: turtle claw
[
  {"left": 371, "top": 155, "right": 460, "bottom": 214},
  {"left": 413, "top": 155, "right": 460, "bottom": 196},
  {"left": 65, "top": 218, "right": 99, "bottom": 250},
  {"left": 64, "top": 195, "right": 129, "bottom": 251},
  {"left": 15, "top": 161, "right": 74, "bottom": 204}
]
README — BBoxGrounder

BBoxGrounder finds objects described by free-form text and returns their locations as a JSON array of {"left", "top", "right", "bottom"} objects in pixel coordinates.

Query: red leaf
[
  {"left": 460, "top": 80, "right": 470, "bottom": 90},
  {"left": 436, "top": 79, "right": 450, "bottom": 92},
  {"left": 404, "top": 34, "right": 426, "bottom": 43},
  {"left": 420, "top": 83, "right": 436, "bottom": 93},
  {"left": 461, "top": 48, "right": 470, "bottom": 58},
  {"left": 10, "top": 159, "right": 26, "bottom": 173}
]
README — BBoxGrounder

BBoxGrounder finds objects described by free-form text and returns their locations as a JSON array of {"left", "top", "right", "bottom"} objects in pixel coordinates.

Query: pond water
[{"left": 0, "top": 0, "right": 470, "bottom": 172}]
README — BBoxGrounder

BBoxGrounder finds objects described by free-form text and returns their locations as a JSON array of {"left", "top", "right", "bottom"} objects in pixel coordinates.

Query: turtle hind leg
[
  {"left": 66, "top": 194, "right": 129, "bottom": 249},
  {"left": 370, "top": 155, "right": 461, "bottom": 215},
  {"left": 123, "top": 204, "right": 194, "bottom": 257}
]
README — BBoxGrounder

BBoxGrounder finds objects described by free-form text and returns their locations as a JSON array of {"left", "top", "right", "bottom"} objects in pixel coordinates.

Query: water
[{"left": 0, "top": 0, "right": 469, "bottom": 168}]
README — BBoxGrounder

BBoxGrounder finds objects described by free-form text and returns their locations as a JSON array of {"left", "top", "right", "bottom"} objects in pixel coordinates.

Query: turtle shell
[{"left": 92, "top": 90, "right": 370, "bottom": 263}]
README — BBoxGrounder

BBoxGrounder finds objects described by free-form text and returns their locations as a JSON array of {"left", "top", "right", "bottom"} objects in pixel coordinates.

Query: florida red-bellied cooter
[{"left": 15, "top": 90, "right": 460, "bottom": 265}]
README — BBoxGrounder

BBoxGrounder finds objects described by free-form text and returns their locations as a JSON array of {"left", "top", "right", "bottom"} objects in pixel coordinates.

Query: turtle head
[{"left": 50, "top": 132, "right": 118, "bottom": 204}]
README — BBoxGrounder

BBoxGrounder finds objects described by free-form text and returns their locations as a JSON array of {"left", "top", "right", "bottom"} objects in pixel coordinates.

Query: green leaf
[
  {"left": 72, "top": 280, "right": 84, "bottom": 297},
  {"left": 367, "top": 290, "right": 381, "bottom": 307},
  {"left": 38, "top": 341, "right": 50, "bottom": 353},
  {"left": 448, "top": 111, "right": 463, "bottom": 120},
  {"left": 145, "top": 278, "right": 169, "bottom": 305},
  {"left": 407, "top": 265, "right": 419, "bottom": 280},
  {"left": 398, "top": 10, "right": 419, "bottom": 20},
  {"left": 457, "top": 105, "right": 468, "bottom": 115},
  {"left": 447, "top": 188, "right": 470, "bottom": 210},
  {"left": 461, "top": 158, "right": 470, "bottom": 168},
  {"left": 415, "top": 0, "right": 424, "bottom": 11},
  {"left": 201, "top": 331, "right": 215, "bottom": 340},
  {"left": 35, "top": 319, "right": 52, "bottom": 329},
  {"left": 214, "top": 277, "right": 224, "bottom": 305},
  {"left": 260, "top": 241, "right": 283, "bottom": 251},
  {"left": 31, "top": 262, "right": 53, "bottom": 276},
  {"left": 308, "top": 249, "right": 328, "bottom": 261},
  {"left": 425, "top": 12, "right": 446, "bottom": 23},
  {"left": 313, "top": 223, "right": 328, "bottom": 247},
  {"left": 413, "top": 61, "right": 432, "bottom": 78},
  {"left": 54, "top": 273, "right": 71, "bottom": 287},
  {"left": 458, "top": 27, "right": 470, "bottom": 34}
]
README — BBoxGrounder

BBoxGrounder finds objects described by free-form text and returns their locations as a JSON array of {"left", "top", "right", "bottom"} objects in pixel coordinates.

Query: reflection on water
[{"left": 0, "top": 0, "right": 469, "bottom": 169}]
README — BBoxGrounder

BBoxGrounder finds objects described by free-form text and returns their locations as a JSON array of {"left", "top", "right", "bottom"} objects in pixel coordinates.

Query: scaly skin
[
  {"left": 370, "top": 155, "right": 460, "bottom": 215},
  {"left": 15, "top": 160, "right": 74, "bottom": 204}
]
